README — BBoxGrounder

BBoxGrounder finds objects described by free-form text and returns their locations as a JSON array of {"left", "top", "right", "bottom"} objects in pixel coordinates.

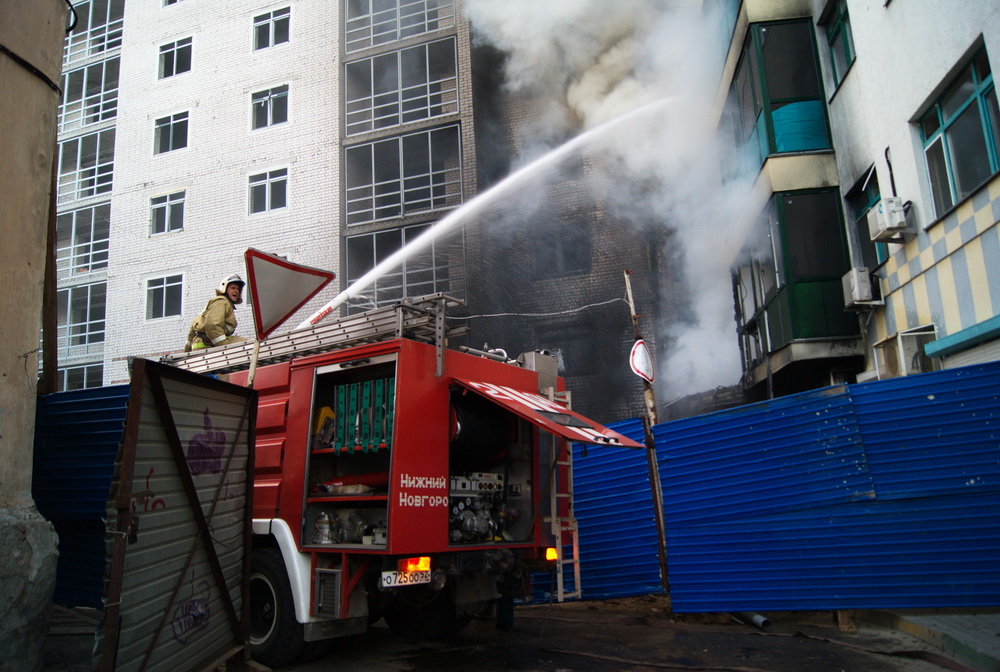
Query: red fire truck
[{"left": 163, "top": 295, "right": 640, "bottom": 668}]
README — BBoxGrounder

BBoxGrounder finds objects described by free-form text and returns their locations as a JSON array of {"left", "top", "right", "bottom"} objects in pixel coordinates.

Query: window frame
[
  {"left": 725, "top": 19, "right": 831, "bottom": 170},
  {"left": 918, "top": 47, "right": 999, "bottom": 217},
  {"left": 60, "top": 56, "right": 120, "bottom": 133},
  {"left": 56, "top": 203, "right": 110, "bottom": 280},
  {"left": 819, "top": 0, "right": 855, "bottom": 89},
  {"left": 345, "top": 37, "right": 458, "bottom": 135},
  {"left": 150, "top": 190, "right": 186, "bottom": 235},
  {"left": 145, "top": 273, "right": 184, "bottom": 320},
  {"left": 154, "top": 111, "right": 189, "bottom": 154},
  {"left": 158, "top": 36, "right": 192, "bottom": 79},
  {"left": 57, "top": 281, "right": 107, "bottom": 357},
  {"left": 59, "top": 363, "right": 104, "bottom": 391},
  {"left": 345, "top": 0, "right": 456, "bottom": 53},
  {"left": 345, "top": 124, "right": 462, "bottom": 225},
  {"left": 64, "top": 0, "right": 125, "bottom": 67},
  {"left": 248, "top": 168, "right": 289, "bottom": 214},
  {"left": 254, "top": 7, "right": 291, "bottom": 51},
  {"left": 844, "top": 167, "right": 888, "bottom": 270},
  {"left": 345, "top": 222, "right": 465, "bottom": 310},
  {"left": 251, "top": 84, "right": 290, "bottom": 130},
  {"left": 57, "top": 129, "right": 115, "bottom": 204}
]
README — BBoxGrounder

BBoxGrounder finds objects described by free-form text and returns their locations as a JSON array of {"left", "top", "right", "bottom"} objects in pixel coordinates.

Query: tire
[
  {"left": 249, "top": 548, "right": 305, "bottom": 668},
  {"left": 383, "top": 584, "right": 461, "bottom": 640}
]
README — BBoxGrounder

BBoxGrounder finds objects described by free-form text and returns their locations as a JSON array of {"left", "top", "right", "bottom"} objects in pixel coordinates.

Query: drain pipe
[{"left": 732, "top": 612, "right": 772, "bottom": 631}]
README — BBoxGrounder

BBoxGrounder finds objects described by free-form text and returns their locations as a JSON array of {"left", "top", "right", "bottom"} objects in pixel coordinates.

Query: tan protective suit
[{"left": 184, "top": 290, "right": 246, "bottom": 351}]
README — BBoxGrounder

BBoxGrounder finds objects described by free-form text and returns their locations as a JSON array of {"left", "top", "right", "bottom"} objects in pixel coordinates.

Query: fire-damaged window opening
[
  {"left": 344, "top": 221, "right": 465, "bottom": 311},
  {"left": 532, "top": 215, "right": 592, "bottom": 279}
]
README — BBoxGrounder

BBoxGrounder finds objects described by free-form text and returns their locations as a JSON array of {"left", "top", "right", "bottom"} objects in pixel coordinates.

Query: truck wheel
[
  {"left": 383, "top": 584, "right": 462, "bottom": 639},
  {"left": 249, "top": 548, "right": 305, "bottom": 668}
]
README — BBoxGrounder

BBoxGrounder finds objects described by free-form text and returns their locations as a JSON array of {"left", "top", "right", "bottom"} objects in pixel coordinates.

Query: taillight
[
  {"left": 545, "top": 547, "right": 558, "bottom": 561},
  {"left": 399, "top": 556, "right": 431, "bottom": 573}
]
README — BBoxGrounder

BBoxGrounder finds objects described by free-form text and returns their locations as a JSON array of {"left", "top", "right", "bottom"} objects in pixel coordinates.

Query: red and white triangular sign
[{"left": 244, "top": 248, "right": 335, "bottom": 340}]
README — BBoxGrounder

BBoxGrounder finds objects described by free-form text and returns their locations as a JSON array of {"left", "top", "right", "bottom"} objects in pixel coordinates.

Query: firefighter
[{"left": 184, "top": 274, "right": 248, "bottom": 351}]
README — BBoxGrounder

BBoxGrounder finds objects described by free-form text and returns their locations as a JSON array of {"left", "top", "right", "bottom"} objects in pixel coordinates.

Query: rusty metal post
[{"left": 623, "top": 270, "right": 670, "bottom": 598}]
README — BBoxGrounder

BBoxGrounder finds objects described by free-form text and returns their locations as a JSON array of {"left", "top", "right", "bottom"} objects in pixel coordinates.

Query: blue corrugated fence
[{"left": 574, "top": 361, "right": 1000, "bottom": 612}]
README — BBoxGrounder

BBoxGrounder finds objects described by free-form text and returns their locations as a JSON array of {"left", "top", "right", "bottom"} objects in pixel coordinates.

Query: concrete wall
[
  {"left": 815, "top": 0, "right": 1000, "bottom": 229},
  {"left": 812, "top": 0, "right": 1000, "bottom": 371},
  {"left": 0, "top": 1, "right": 66, "bottom": 668}
]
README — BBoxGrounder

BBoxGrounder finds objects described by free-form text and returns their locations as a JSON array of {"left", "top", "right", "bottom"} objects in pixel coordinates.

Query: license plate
[{"left": 381, "top": 569, "right": 431, "bottom": 587}]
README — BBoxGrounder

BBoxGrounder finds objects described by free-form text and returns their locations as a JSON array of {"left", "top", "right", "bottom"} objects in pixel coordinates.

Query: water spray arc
[{"left": 295, "top": 98, "right": 673, "bottom": 331}]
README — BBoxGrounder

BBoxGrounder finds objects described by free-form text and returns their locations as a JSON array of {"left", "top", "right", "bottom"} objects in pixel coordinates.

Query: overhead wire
[{"left": 446, "top": 296, "right": 629, "bottom": 321}]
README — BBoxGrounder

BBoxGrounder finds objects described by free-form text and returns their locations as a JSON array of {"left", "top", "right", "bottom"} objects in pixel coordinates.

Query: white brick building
[{"left": 56, "top": 0, "right": 476, "bottom": 386}]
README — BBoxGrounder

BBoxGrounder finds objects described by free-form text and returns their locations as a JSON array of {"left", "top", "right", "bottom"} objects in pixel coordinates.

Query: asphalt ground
[{"left": 44, "top": 596, "right": 998, "bottom": 672}]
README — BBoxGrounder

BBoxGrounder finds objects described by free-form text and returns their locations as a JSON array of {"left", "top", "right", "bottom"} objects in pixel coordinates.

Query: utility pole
[
  {"left": 0, "top": 1, "right": 66, "bottom": 666},
  {"left": 623, "top": 270, "right": 670, "bottom": 599}
]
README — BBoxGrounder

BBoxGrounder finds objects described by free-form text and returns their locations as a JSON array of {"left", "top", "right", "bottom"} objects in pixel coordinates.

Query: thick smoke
[{"left": 465, "top": 0, "right": 752, "bottom": 398}]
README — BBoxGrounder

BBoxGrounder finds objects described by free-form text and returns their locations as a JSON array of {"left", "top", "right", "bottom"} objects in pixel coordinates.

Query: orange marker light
[
  {"left": 545, "top": 547, "right": 558, "bottom": 561},
  {"left": 399, "top": 556, "right": 431, "bottom": 573}
]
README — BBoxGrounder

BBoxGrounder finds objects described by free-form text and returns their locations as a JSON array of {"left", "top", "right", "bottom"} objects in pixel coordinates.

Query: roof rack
[{"left": 161, "top": 294, "right": 468, "bottom": 375}]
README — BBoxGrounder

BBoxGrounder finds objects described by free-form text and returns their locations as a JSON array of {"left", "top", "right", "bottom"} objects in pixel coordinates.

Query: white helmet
[{"left": 218, "top": 274, "right": 245, "bottom": 304}]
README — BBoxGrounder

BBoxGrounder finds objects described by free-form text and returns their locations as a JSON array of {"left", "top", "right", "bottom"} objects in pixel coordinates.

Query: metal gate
[{"left": 95, "top": 359, "right": 256, "bottom": 671}]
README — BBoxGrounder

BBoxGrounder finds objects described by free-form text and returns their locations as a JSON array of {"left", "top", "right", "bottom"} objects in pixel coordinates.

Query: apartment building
[{"left": 720, "top": 0, "right": 1000, "bottom": 399}]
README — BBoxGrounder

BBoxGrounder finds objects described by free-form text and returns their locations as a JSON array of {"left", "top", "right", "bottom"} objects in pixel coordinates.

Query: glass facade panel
[
  {"left": 345, "top": 0, "right": 455, "bottom": 52},
  {"left": 346, "top": 125, "right": 461, "bottom": 225}
]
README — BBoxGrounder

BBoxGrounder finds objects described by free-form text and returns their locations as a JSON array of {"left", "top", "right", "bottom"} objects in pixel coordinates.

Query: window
[
  {"left": 346, "top": 125, "right": 461, "bottom": 224},
  {"left": 919, "top": 48, "right": 1000, "bottom": 216},
  {"left": 533, "top": 217, "right": 591, "bottom": 279},
  {"left": 56, "top": 204, "right": 110, "bottom": 279},
  {"left": 163, "top": 0, "right": 187, "bottom": 5},
  {"left": 845, "top": 168, "right": 887, "bottom": 270},
  {"left": 346, "top": 222, "right": 464, "bottom": 309},
  {"left": 159, "top": 37, "right": 192, "bottom": 78},
  {"left": 59, "top": 364, "right": 103, "bottom": 391},
  {"left": 725, "top": 20, "right": 830, "bottom": 171},
  {"left": 64, "top": 0, "right": 125, "bottom": 67},
  {"left": 875, "top": 325, "right": 938, "bottom": 378},
  {"left": 252, "top": 85, "right": 289, "bottom": 129},
  {"left": 151, "top": 191, "right": 185, "bottom": 235},
  {"left": 345, "top": 0, "right": 455, "bottom": 52},
  {"left": 780, "top": 190, "right": 849, "bottom": 280},
  {"left": 346, "top": 38, "right": 458, "bottom": 134},
  {"left": 249, "top": 168, "right": 288, "bottom": 213},
  {"left": 820, "top": 0, "right": 855, "bottom": 88},
  {"left": 57, "top": 282, "right": 106, "bottom": 357},
  {"left": 154, "top": 112, "right": 189, "bottom": 154},
  {"left": 732, "top": 189, "right": 856, "bottom": 369},
  {"left": 146, "top": 274, "right": 183, "bottom": 319},
  {"left": 254, "top": 8, "right": 290, "bottom": 50},
  {"left": 57, "top": 129, "right": 115, "bottom": 203},
  {"left": 60, "top": 57, "right": 120, "bottom": 132}
]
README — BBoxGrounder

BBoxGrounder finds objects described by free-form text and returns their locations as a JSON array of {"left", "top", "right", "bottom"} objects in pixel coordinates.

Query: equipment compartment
[{"left": 303, "top": 358, "right": 396, "bottom": 548}]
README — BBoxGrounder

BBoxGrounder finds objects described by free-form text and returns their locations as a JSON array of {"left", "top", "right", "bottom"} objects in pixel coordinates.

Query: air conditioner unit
[
  {"left": 842, "top": 266, "right": 874, "bottom": 309},
  {"left": 867, "top": 197, "right": 907, "bottom": 242}
]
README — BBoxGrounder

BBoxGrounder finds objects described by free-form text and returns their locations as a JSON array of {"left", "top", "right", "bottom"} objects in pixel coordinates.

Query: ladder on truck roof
[{"left": 160, "top": 293, "right": 468, "bottom": 375}]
